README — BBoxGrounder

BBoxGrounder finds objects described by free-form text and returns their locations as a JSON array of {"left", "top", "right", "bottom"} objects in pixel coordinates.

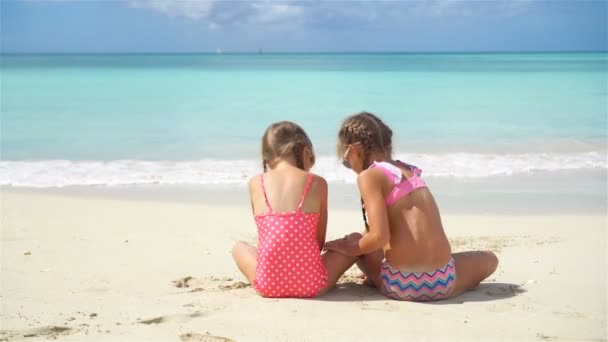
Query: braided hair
[
  {"left": 261, "top": 121, "right": 315, "bottom": 172},
  {"left": 337, "top": 111, "right": 394, "bottom": 231}
]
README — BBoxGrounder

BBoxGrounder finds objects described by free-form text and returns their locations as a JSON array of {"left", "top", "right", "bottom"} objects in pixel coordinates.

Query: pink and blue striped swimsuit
[{"left": 371, "top": 161, "right": 456, "bottom": 301}]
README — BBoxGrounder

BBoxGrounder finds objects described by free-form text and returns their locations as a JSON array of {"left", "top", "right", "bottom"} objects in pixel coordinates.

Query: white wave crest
[{"left": 1, "top": 152, "right": 605, "bottom": 188}]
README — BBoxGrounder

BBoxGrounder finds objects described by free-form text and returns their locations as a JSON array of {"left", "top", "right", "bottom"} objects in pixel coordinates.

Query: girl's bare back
[
  {"left": 250, "top": 168, "right": 324, "bottom": 215},
  {"left": 381, "top": 163, "right": 452, "bottom": 271}
]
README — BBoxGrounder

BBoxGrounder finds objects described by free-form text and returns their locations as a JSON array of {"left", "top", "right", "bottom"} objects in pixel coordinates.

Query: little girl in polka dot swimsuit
[{"left": 232, "top": 121, "right": 358, "bottom": 298}]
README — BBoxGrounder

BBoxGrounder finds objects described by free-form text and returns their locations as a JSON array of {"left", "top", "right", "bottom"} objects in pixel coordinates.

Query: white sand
[{"left": 1, "top": 190, "right": 606, "bottom": 341}]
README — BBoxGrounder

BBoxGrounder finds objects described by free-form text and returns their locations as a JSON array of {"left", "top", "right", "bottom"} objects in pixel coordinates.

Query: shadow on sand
[{"left": 319, "top": 282, "right": 526, "bottom": 303}]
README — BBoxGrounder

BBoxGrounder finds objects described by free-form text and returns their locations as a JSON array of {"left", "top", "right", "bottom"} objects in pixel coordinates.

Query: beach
[
  {"left": 1, "top": 52, "right": 606, "bottom": 341},
  {"left": 1, "top": 189, "right": 606, "bottom": 341},
  {"left": 2, "top": 0, "right": 607, "bottom": 338}
]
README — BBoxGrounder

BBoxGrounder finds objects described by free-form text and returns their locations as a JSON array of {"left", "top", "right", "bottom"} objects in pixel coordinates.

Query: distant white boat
[{"left": 215, "top": 48, "right": 223, "bottom": 54}]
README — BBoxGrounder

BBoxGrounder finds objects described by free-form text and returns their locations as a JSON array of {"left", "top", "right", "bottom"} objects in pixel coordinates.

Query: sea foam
[{"left": 1, "top": 152, "right": 605, "bottom": 187}]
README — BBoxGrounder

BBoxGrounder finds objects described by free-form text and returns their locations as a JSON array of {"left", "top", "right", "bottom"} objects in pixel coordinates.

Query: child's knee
[
  {"left": 231, "top": 241, "right": 247, "bottom": 256},
  {"left": 485, "top": 251, "right": 499, "bottom": 274},
  {"left": 346, "top": 232, "right": 363, "bottom": 240}
]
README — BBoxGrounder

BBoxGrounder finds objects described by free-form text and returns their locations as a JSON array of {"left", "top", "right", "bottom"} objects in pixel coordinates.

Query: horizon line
[{"left": 2, "top": 50, "right": 607, "bottom": 56}]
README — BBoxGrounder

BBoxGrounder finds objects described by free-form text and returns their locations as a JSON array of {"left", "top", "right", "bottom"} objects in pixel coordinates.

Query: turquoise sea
[{"left": 1, "top": 53, "right": 606, "bottom": 189}]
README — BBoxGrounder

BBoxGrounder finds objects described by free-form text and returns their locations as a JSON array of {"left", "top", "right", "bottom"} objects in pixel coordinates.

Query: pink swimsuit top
[
  {"left": 252, "top": 174, "right": 328, "bottom": 298},
  {"left": 369, "top": 161, "right": 427, "bottom": 206}
]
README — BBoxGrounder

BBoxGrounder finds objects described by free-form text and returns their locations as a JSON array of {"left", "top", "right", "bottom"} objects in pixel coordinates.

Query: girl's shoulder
[
  {"left": 356, "top": 169, "right": 387, "bottom": 194},
  {"left": 307, "top": 171, "right": 326, "bottom": 181},
  {"left": 360, "top": 160, "right": 422, "bottom": 186},
  {"left": 358, "top": 165, "right": 392, "bottom": 183},
  {"left": 308, "top": 173, "right": 328, "bottom": 194},
  {"left": 248, "top": 173, "right": 262, "bottom": 190},
  {"left": 248, "top": 172, "right": 327, "bottom": 189}
]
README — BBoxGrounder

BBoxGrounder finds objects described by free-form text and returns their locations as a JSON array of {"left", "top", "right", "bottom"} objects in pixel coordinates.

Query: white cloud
[
  {"left": 129, "top": 0, "right": 214, "bottom": 20},
  {"left": 126, "top": 0, "right": 533, "bottom": 29},
  {"left": 128, "top": 0, "right": 304, "bottom": 28},
  {"left": 417, "top": 0, "right": 532, "bottom": 18},
  {"left": 252, "top": 2, "right": 304, "bottom": 23},
  {"left": 429, "top": 0, "right": 460, "bottom": 17}
]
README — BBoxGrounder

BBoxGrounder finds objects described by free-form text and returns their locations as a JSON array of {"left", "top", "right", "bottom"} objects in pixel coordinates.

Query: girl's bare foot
[{"left": 362, "top": 275, "right": 376, "bottom": 288}]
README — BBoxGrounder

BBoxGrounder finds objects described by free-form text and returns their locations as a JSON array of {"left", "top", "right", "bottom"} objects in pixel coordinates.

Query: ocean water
[{"left": 1, "top": 53, "right": 606, "bottom": 188}]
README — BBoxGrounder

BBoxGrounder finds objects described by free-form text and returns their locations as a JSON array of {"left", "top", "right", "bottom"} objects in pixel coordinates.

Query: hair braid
[{"left": 337, "top": 111, "right": 395, "bottom": 231}]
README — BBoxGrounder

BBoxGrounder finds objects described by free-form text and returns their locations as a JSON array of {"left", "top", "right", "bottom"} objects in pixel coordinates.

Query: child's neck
[
  {"left": 367, "top": 151, "right": 391, "bottom": 166},
  {"left": 271, "top": 157, "right": 299, "bottom": 171}
]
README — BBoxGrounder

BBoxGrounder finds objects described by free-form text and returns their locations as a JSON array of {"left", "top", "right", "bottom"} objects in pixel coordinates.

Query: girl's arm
[
  {"left": 315, "top": 176, "right": 329, "bottom": 251},
  {"left": 355, "top": 170, "right": 391, "bottom": 253},
  {"left": 248, "top": 176, "right": 259, "bottom": 216},
  {"left": 325, "top": 169, "right": 390, "bottom": 256}
]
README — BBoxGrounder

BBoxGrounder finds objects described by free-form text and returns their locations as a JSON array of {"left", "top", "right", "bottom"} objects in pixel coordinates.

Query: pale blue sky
[{"left": 1, "top": 0, "right": 606, "bottom": 53}]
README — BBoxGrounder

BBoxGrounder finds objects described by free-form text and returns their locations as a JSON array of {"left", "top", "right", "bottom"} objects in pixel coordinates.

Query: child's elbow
[{"left": 375, "top": 232, "right": 390, "bottom": 248}]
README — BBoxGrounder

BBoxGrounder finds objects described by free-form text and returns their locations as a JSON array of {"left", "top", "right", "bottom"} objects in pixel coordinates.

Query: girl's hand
[{"left": 323, "top": 236, "right": 359, "bottom": 256}]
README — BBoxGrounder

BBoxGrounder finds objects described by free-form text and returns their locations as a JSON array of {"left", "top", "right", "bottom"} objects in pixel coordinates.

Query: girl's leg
[
  {"left": 356, "top": 249, "right": 385, "bottom": 288},
  {"left": 449, "top": 251, "right": 499, "bottom": 298},
  {"left": 316, "top": 250, "right": 358, "bottom": 296},
  {"left": 231, "top": 241, "right": 258, "bottom": 284},
  {"left": 340, "top": 232, "right": 385, "bottom": 288}
]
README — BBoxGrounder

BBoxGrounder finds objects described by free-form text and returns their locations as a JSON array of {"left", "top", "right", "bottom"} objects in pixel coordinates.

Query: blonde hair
[
  {"left": 337, "top": 111, "right": 393, "bottom": 168},
  {"left": 261, "top": 121, "right": 315, "bottom": 172}
]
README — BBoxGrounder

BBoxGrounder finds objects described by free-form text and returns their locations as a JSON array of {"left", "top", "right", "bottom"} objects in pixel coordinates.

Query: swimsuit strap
[
  {"left": 296, "top": 174, "right": 314, "bottom": 212},
  {"left": 395, "top": 160, "right": 423, "bottom": 177},
  {"left": 260, "top": 174, "right": 273, "bottom": 212},
  {"left": 370, "top": 161, "right": 402, "bottom": 185}
]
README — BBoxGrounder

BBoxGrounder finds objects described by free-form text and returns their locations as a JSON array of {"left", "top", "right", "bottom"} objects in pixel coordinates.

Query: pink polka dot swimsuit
[{"left": 253, "top": 174, "right": 329, "bottom": 298}]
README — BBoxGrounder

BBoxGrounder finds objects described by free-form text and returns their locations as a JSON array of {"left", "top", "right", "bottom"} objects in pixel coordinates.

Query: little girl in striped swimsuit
[
  {"left": 324, "top": 112, "right": 499, "bottom": 301},
  {"left": 231, "top": 121, "right": 358, "bottom": 298}
]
